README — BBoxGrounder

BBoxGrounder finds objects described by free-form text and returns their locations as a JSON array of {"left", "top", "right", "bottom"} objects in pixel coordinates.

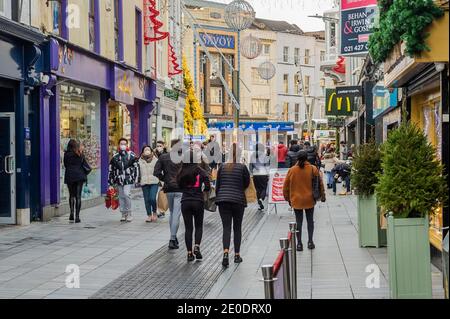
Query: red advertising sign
[
  {"left": 269, "top": 169, "right": 289, "bottom": 204},
  {"left": 341, "top": 0, "right": 377, "bottom": 10}
]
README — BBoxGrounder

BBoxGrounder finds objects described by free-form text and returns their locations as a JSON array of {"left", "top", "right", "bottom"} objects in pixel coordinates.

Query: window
[
  {"left": 304, "top": 49, "right": 310, "bottom": 65},
  {"left": 200, "top": 88, "right": 205, "bottom": 105},
  {"left": 305, "top": 104, "right": 309, "bottom": 120},
  {"left": 330, "top": 22, "right": 336, "bottom": 47},
  {"left": 135, "top": 8, "right": 142, "bottom": 71},
  {"left": 210, "top": 87, "right": 223, "bottom": 105},
  {"left": 114, "top": 0, "right": 122, "bottom": 61},
  {"left": 210, "top": 54, "right": 223, "bottom": 77},
  {"left": 294, "top": 74, "right": 300, "bottom": 95},
  {"left": 252, "top": 68, "right": 266, "bottom": 85},
  {"left": 0, "top": 0, "right": 11, "bottom": 18},
  {"left": 252, "top": 99, "right": 270, "bottom": 115},
  {"left": 283, "top": 74, "right": 289, "bottom": 94},
  {"left": 88, "top": 0, "right": 96, "bottom": 51},
  {"left": 294, "top": 48, "right": 300, "bottom": 65},
  {"left": 52, "top": 0, "right": 62, "bottom": 35},
  {"left": 263, "top": 44, "right": 270, "bottom": 55},
  {"left": 304, "top": 76, "right": 310, "bottom": 96},
  {"left": 200, "top": 53, "right": 206, "bottom": 74},
  {"left": 283, "top": 102, "right": 289, "bottom": 121},
  {"left": 283, "top": 47, "right": 289, "bottom": 63},
  {"left": 320, "top": 50, "right": 325, "bottom": 62},
  {"left": 295, "top": 103, "right": 300, "bottom": 122}
]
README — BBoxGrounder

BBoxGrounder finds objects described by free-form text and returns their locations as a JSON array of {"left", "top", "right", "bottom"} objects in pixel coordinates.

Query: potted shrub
[
  {"left": 351, "top": 140, "right": 386, "bottom": 248},
  {"left": 375, "top": 123, "right": 448, "bottom": 299}
]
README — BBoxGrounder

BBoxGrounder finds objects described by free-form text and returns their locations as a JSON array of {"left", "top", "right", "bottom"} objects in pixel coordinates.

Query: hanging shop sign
[
  {"left": 336, "top": 86, "right": 363, "bottom": 97},
  {"left": 114, "top": 67, "right": 135, "bottom": 105},
  {"left": 372, "top": 85, "right": 399, "bottom": 119},
  {"left": 325, "top": 89, "right": 355, "bottom": 116},
  {"left": 164, "top": 89, "right": 179, "bottom": 101},
  {"left": 340, "top": 0, "right": 378, "bottom": 56},
  {"left": 198, "top": 32, "right": 235, "bottom": 49}
]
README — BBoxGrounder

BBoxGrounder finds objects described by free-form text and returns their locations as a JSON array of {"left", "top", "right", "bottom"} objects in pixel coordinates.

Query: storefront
[
  {"left": 39, "top": 38, "right": 156, "bottom": 221},
  {"left": 0, "top": 17, "right": 47, "bottom": 225}
]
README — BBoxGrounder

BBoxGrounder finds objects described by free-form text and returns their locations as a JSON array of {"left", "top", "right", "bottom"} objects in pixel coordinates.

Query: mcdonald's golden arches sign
[{"left": 325, "top": 89, "right": 355, "bottom": 116}]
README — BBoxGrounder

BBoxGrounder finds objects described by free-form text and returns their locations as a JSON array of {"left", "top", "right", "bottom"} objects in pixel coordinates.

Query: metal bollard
[
  {"left": 289, "top": 222, "right": 298, "bottom": 299},
  {"left": 280, "top": 238, "right": 291, "bottom": 299},
  {"left": 261, "top": 265, "right": 276, "bottom": 299}
]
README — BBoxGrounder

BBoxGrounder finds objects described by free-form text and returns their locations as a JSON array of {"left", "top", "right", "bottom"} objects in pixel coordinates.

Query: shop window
[
  {"left": 59, "top": 84, "right": 101, "bottom": 202},
  {"left": 108, "top": 102, "right": 131, "bottom": 159},
  {"left": 210, "top": 87, "right": 223, "bottom": 105}
]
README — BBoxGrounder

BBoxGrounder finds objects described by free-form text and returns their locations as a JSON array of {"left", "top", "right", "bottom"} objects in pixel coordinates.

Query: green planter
[
  {"left": 387, "top": 214, "right": 432, "bottom": 299},
  {"left": 357, "top": 194, "right": 387, "bottom": 248}
]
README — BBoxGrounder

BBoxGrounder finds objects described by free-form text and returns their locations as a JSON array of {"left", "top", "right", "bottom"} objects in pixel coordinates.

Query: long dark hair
[
  {"left": 177, "top": 151, "right": 200, "bottom": 188},
  {"left": 140, "top": 145, "right": 154, "bottom": 158},
  {"left": 297, "top": 150, "right": 308, "bottom": 169},
  {"left": 66, "top": 139, "right": 80, "bottom": 156}
]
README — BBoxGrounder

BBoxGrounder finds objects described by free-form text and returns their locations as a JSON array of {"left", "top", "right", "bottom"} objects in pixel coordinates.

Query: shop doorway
[
  {"left": 0, "top": 113, "right": 16, "bottom": 224},
  {"left": 108, "top": 101, "right": 132, "bottom": 158}
]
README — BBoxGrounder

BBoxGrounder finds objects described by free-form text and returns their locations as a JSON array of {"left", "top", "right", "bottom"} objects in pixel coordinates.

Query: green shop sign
[{"left": 164, "top": 89, "right": 179, "bottom": 101}]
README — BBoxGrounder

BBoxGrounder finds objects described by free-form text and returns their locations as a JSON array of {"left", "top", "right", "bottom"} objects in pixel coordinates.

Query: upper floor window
[
  {"left": 210, "top": 53, "right": 223, "bottom": 77},
  {"left": 304, "top": 75, "right": 310, "bottom": 96},
  {"left": 210, "top": 87, "right": 223, "bottom": 105},
  {"left": 283, "top": 74, "right": 289, "bottom": 94},
  {"left": 295, "top": 103, "right": 300, "bottom": 122},
  {"left": 304, "top": 49, "right": 310, "bottom": 65},
  {"left": 263, "top": 44, "right": 270, "bottom": 55},
  {"left": 320, "top": 50, "right": 325, "bottom": 62},
  {"left": 88, "top": 0, "right": 96, "bottom": 51},
  {"left": 294, "top": 48, "right": 300, "bottom": 65},
  {"left": 52, "top": 0, "right": 62, "bottom": 35},
  {"left": 252, "top": 99, "right": 270, "bottom": 115},
  {"left": 114, "top": 0, "right": 122, "bottom": 61},
  {"left": 135, "top": 8, "right": 142, "bottom": 71},
  {"left": 294, "top": 74, "right": 300, "bottom": 95},
  {"left": 0, "top": 0, "right": 11, "bottom": 18},
  {"left": 283, "top": 47, "right": 289, "bottom": 63},
  {"left": 330, "top": 22, "right": 336, "bottom": 48}
]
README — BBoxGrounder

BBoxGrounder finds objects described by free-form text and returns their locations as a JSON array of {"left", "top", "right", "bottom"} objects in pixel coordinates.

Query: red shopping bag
[{"left": 106, "top": 187, "right": 119, "bottom": 211}]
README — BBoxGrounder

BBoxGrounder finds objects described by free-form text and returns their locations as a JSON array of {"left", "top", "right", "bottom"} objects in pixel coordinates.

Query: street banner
[
  {"left": 336, "top": 86, "right": 363, "bottom": 97},
  {"left": 325, "top": 89, "right": 355, "bottom": 116},
  {"left": 340, "top": 0, "right": 378, "bottom": 56},
  {"left": 268, "top": 169, "right": 289, "bottom": 204}
]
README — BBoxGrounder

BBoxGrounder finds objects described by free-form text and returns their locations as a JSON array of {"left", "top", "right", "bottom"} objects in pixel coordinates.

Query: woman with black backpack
[{"left": 63, "top": 139, "right": 91, "bottom": 223}]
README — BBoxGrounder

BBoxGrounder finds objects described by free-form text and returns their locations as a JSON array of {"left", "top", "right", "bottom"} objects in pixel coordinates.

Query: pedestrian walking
[
  {"left": 108, "top": 138, "right": 140, "bottom": 222},
  {"left": 177, "top": 151, "right": 211, "bottom": 262},
  {"left": 155, "top": 140, "right": 167, "bottom": 157},
  {"left": 332, "top": 161, "right": 352, "bottom": 196},
  {"left": 304, "top": 141, "right": 320, "bottom": 168},
  {"left": 138, "top": 145, "right": 160, "bottom": 223},
  {"left": 64, "top": 139, "right": 90, "bottom": 223},
  {"left": 322, "top": 149, "right": 339, "bottom": 189},
  {"left": 285, "top": 140, "right": 302, "bottom": 168},
  {"left": 216, "top": 143, "right": 251, "bottom": 267},
  {"left": 154, "top": 139, "right": 183, "bottom": 250},
  {"left": 249, "top": 143, "right": 271, "bottom": 211},
  {"left": 277, "top": 141, "right": 288, "bottom": 169},
  {"left": 283, "top": 151, "right": 325, "bottom": 251}
]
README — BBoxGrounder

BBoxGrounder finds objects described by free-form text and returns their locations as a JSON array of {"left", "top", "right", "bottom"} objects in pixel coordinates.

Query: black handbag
[
  {"left": 204, "top": 187, "right": 217, "bottom": 212},
  {"left": 81, "top": 157, "right": 92, "bottom": 176},
  {"left": 311, "top": 166, "right": 321, "bottom": 202}
]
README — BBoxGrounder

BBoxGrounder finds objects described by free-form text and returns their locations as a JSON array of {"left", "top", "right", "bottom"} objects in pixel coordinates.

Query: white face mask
[
  {"left": 120, "top": 145, "right": 127, "bottom": 151},
  {"left": 144, "top": 150, "right": 152, "bottom": 156}
]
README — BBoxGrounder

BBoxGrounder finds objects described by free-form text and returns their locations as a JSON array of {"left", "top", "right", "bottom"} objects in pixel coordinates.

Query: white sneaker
[
  {"left": 126, "top": 215, "right": 133, "bottom": 222},
  {"left": 120, "top": 216, "right": 127, "bottom": 222}
]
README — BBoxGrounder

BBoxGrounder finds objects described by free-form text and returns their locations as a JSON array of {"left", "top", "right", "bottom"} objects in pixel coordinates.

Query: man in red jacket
[{"left": 277, "top": 142, "right": 288, "bottom": 169}]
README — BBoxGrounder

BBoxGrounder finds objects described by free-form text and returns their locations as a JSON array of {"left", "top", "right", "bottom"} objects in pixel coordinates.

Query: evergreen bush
[
  {"left": 351, "top": 140, "right": 382, "bottom": 197},
  {"left": 375, "top": 123, "right": 448, "bottom": 218}
]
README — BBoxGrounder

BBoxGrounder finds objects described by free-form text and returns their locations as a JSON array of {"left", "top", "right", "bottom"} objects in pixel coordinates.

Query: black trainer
[
  {"left": 169, "top": 240, "right": 178, "bottom": 250},
  {"left": 175, "top": 237, "right": 179, "bottom": 246},
  {"left": 308, "top": 242, "right": 316, "bottom": 250},
  {"left": 297, "top": 243, "right": 304, "bottom": 251},
  {"left": 258, "top": 199, "right": 264, "bottom": 210},
  {"left": 69, "top": 214, "right": 74, "bottom": 222},
  {"left": 222, "top": 252, "right": 229, "bottom": 267},
  {"left": 193, "top": 246, "right": 203, "bottom": 260},
  {"left": 234, "top": 255, "right": 243, "bottom": 264},
  {"left": 187, "top": 253, "right": 195, "bottom": 262}
]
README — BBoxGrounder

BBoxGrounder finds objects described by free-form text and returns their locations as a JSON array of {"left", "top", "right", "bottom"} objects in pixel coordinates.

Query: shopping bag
[
  {"left": 105, "top": 187, "right": 119, "bottom": 211},
  {"left": 245, "top": 177, "right": 257, "bottom": 204},
  {"left": 204, "top": 187, "right": 217, "bottom": 212},
  {"left": 157, "top": 189, "right": 169, "bottom": 213}
]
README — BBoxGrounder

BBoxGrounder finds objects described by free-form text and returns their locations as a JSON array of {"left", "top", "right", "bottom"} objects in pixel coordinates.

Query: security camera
[{"left": 40, "top": 73, "right": 50, "bottom": 85}]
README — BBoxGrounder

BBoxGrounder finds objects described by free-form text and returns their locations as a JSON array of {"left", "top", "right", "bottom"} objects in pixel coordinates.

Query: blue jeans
[
  {"left": 166, "top": 192, "right": 183, "bottom": 241},
  {"left": 333, "top": 175, "right": 351, "bottom": 193},
  {"left": 142, "top": 184, "right": 159, "bottom": 216},
  {"left": 325, "top": 171, "right": 334, "bottom": 186}
]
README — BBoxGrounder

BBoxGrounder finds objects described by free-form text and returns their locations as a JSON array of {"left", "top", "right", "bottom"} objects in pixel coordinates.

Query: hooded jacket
[
  {"left": 285, "top": 144, "right": 301, "bottom": 168},
  {"left": 277, "top": 144, "right": 288, "bottom": 163}
]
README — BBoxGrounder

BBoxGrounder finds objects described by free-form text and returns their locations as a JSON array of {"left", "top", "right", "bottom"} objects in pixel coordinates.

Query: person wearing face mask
[
  {"left": 108, "top": 138, "right": 140, "bottom": 222},
  {"left": 155, "top": 141, "right": 167, "bottom": 158},
  {"left": 138, "top": 145, "right": 159, "bottom": 222}
]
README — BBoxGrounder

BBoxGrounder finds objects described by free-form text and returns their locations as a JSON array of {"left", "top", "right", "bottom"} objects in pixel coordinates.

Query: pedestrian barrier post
[
  {"left": 289, "top": 222, "right": 298, "bottom": 299},
  {"left": 280, "top": 238, "right": 291, "bottom": 299},
  {"left": 261, "top": 265, "right": 276, "bottom": 299}
]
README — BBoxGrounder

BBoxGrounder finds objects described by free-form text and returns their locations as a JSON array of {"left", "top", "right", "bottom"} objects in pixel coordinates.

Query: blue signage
[
  {"left": 198, "top": 33, "right": 235, "bottom": 49},
  {"left": 209, "top": 122, "right": 295, "bottom": 132},
  {"left": 373, "top": 86, "right": 398, "bottom": 119}
]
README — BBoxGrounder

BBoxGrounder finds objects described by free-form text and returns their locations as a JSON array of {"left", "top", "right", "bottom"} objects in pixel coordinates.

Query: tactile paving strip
[{"left": 91, "top": 204, "right": 263, "bottom": 299}]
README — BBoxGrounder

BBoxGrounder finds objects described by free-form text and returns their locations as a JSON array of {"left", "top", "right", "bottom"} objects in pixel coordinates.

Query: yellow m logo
[{"left": 327, "top": 92, "right": 352, "bottom": 113}]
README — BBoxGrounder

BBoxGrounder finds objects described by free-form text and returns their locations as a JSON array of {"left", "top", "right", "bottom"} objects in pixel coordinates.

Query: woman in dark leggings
[
  {"left": 64, "top": 140, "right": 88, "bottom": 223},
  {"left": 177, "top": 150, "right": 211, "bottom": 262},
  {"left": 215, "top": 143, "right": 251, "bottom": 267}
]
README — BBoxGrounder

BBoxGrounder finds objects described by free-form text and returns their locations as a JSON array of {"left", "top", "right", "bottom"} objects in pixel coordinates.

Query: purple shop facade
[{"left": 39, "top": 38, "right": 156, "bottom": 211}]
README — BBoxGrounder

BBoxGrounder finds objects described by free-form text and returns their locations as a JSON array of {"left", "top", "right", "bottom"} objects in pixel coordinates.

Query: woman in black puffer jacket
[
  {"left": 64, "top": 139, "right": 88, "bottom": 223},
  {"left": 215, "top": 143, "right": 250, "bottom": 267}
]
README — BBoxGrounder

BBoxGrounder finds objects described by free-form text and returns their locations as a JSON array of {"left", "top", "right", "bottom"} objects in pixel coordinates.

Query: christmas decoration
[
  {"left": 257, "top": 61, "right": 276, "bottom": 80},
  {"left": 375, "top": 123, "right": 448, "bottom": 218},
  {"left": 182, "top": 57, "right": 208, "bottom": 138},
  {"left": 369, "top": 0, "right": 444, "bottom": 64},
  {"left": 240, "top": 34, "right": 262, "bottom": 59},
  {"left": 144, "top": 0, "right": 169, "bottom": 44},
  {"left": 168, "top": 36, "right": 182, "bottom": 76},
  {"left": 224, "top": 0, "right": 256, "bottom": 31},
  {"left": 332, "top": 56, "right": 345, "bottom": 74}
]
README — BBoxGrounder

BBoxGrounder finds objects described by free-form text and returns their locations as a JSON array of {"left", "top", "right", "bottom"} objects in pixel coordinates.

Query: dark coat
[
  {"left": 64, "top": 151, "right": 87, "bottom": 185},
  {"left": 108, "top": 150, "right": 139, "bottom": 186},
  {"left": 285, "top": 145, "right": 301, "bottom": 168},
  {"left": 215, "top": 163, "right": 250, "bottom": 207},
  {"left": 179, "top": 166, "right": 211, "bottom": 203},
  {"left": 153, "top": 152, "right": 182, "bottom": 193}
]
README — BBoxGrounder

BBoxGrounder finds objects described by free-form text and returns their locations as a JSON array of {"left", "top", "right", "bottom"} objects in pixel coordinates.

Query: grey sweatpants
[{"left": 118, "top": 185, "right": 132, "bottom": 217}]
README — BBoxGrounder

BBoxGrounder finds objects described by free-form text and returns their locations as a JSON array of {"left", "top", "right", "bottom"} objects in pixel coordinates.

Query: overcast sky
[{"left": 214, "top": 0, "right": 337, "bottom": 32}]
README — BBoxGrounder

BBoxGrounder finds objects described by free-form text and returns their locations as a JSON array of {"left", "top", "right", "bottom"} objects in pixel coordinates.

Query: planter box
[
  {"left": 357, "top": 195, "right": 387, "bottom": 248},
  {"left": 387, "top": 214, "right": 432, "bottom": 299}
]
